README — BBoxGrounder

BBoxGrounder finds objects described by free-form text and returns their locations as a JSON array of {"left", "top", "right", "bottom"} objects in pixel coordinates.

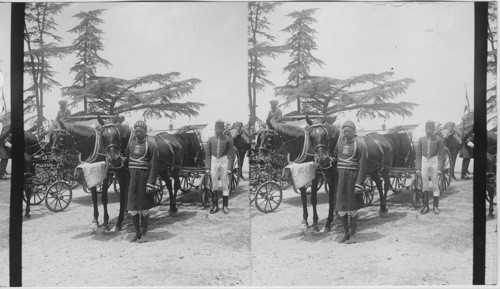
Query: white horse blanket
[
  {"left": 76, "top": 161, "right": 107, "bottom": 188},
  {"left": 284, "top": 161, "right": 316, "bottom": 189}
]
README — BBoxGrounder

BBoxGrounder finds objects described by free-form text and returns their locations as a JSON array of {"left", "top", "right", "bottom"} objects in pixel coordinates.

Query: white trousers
[
  {"left": 211, "top": 155, "right": 229, "bottom": 196},
  {"left": 422, "top": 156, "right": 439, "bottom": 196}
]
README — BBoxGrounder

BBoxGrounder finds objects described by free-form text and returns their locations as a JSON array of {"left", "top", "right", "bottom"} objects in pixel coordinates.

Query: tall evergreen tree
[
  {"left": 65, "top": 9, "right": 111, "bottom": 114},
  {"left": 276, "top": 8, "right": 324, "bottom": 114},
  {"left": 62, "top": 72, "right": 204, "bottom": 119},
  {"left": 24, "top": 2, "right": 73, "bottom": 130},
  {"left": 278, "top": 72, "right": 416, "bottom": 120},
  {"left": 487, "top": 2, "right": 497, "bottom": 130},
  {"left": 248, "top": 2, "right": 283, "bottom": 127}
]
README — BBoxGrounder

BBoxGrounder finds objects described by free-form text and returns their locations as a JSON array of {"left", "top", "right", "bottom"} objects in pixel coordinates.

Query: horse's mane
[
  {"left": 269, "top": 119, "right": 304, "bottom": 138},
  {"left": 62, "top": 122, "right": 96, "bottom": 137}
]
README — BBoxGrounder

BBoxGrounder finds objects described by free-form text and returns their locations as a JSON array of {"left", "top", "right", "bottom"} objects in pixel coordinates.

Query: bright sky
[
  {"left": 2, "top": 2, "right": 247, "bottom": 130},
  {"left": 256, "top": 2, "right": 477, "bottom": 131},
  {"left": 0, "top": 3, "right": 493, "bottom": 131}
]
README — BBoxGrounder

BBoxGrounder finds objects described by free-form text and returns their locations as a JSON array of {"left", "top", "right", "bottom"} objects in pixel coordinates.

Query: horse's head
[
  {"left": 50, "top": 121, "right": 75, "bottom": 164},
  {"left": 98, "top": 115, "right": 125, "bottom": 169},
  {"left": 229, "top": 122, "right": 244, "bottom": 139},
  {"left": 306, "top": 115, "right": 332, "bottom": 168},
  {"left": 256, "top": 129, "right": 281, "bottom": 164}
]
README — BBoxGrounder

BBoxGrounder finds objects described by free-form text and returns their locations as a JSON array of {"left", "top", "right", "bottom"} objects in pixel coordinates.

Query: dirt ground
[{"left": 0, "top": 159, "right": 497, "bottom": 286}]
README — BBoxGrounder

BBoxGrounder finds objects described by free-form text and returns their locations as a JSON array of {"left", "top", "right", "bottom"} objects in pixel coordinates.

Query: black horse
[
  {"left": 304, "top": 115, "right": 341, "bottom": 232},
  {"left": 23, "top": 130, "right": 43, "bottom": 219},
  {"left": 155, "top": 130, "right": 205, "bottom": 216},
  {"left": 438, "top": 122, "right": 465, "bottom": 181},
  {"left": 261, "top": 118, "right": 335, "bottom": 232},
  {"left": 96, "top": 115, "right": 132, "bottom": 231},
  {"left": 226, "top": 122, "right": 251, "bottom": 180},
  {"left": 51, "top": 121, "right": 118, "bottom": 230}
]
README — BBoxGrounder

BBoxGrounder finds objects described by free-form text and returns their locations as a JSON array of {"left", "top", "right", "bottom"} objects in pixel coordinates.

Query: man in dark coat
[
  {"left": 55, "top": 100, "right": 71, "bottom": 123},
  {"left": 415, "top": 120, "right": 445, "bottom": 215},
  {"left": 126, "top": 120, "right": 159, "bottom": 242},
  {"left": 0, "top": 122, "right": 11, "bottom": 180},
  {"left": 266, "top": 100, "right": 282, "bottom": 123},
  {"left": 460, "top": 134, "right": 474, "bottom": 179},
  {"left": 205, "top": 120, "right": 235, "bottom": 214},
  {"left": 333, "top": 120, "right": 368, "bottom": 244}
]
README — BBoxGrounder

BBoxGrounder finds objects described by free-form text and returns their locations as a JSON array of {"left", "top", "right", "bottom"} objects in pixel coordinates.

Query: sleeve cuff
[
  {"left": 355, "top": 184, "right": 364, "bottom": 190},
  {"left": 146, "top": 183, "right": 155, "bottom": 189}
]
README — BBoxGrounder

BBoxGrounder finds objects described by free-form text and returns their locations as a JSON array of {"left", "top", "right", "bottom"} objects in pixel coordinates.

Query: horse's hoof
[
  {"left": 489, "top": 212, "right": 495, "bottom": 219},
  {"left": 312, "top": 224, "right": 319, "bottom": 233},
  {"left": 378, "top": 210, "right": 389, "bottom": 218},
  {"left": 91, "top": 219, "right": 99, "bottom": 228},
  {"left": 138, "top": 235, "right": 149, "bottom": 243},
  {"left": 113, "top": 223, "right": 123, "bottom": 232},
  {"left": 323, "top": 222, "right": 332, "bottom": 233},
  {"left": 23, "top": 214, "right": 30, "bottom": 220},
  {"left": 337, "top": 234, "right": 349, "bottom": 243},
  {"left": 346, "top": 235, "right": 357, "bottom": 244},
  {"left": 300, "top": 220, "right": 309, "bottom": 232},
  {"left": 128, "top": 233, "right": 141, "bottom": 243}
]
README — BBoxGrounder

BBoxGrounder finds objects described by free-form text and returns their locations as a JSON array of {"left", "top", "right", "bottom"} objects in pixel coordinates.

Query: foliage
[
  {"left": 24, "top": 2, "right": 73, "bottom": 127},
  {"left": 276, "top": 8, "right": 324, "bottom": 113},
  {"left": 248, "top": 2, "right": 284, "bottom": 126},
  {"left": 62, "top": 72, "right": 204, "bottom": 119},
  {"left": 65, "top": 9, "right": 111, "bottom": 113},
  {"left": 276, "top": 72, "right": 417, "bottom": 120}
]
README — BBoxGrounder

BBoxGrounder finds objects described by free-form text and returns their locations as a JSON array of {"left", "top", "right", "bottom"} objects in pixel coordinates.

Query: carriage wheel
[
  {"left": 438, "top": 147, "right": 452, "bottom": 194},
  {"left": 229, "top": 169, "right": 240, "bottom": 192},
  {"left": 255, "top": 181, "right": 282, "bottom": 213},
  {"left": 362, "top": 178, "right": 375, "bottom": 206},
  {"left": 45, "top": 181, "right": 72, "bottom": 213},
  {"left": 411, "top": 174, "right": 424, "bottom": 209},
  {"left": 180, "top": 174, "right": 194, "bottom": 194},
  {"left": 153, "top": 188, "right": 163, "bottom": 206},
  {"left": 23, "top": 184, "right": 46, "bottom": 205}
]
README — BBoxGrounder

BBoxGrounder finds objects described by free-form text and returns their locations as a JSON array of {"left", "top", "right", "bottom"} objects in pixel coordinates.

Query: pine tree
[
  {"left": 62, "top": 72, "right": 204, "bottom": 119},
  {"left": 487, "top": 2, "right": 497, "bottom": 130},
  {"left": 24, "top": 2, "right": 73, "bottom": 131},
  {"left": 65, "top": 9, "right": 111, "bottom": 114},
  {"left": 276, "top": 8, "right": 324, "bottom": 114},
  {"left": 248, "top": 2, "right": 283, "bottom": 126},
  {"left": 280, "top": 72, "right": 416, "bottom": 120}
]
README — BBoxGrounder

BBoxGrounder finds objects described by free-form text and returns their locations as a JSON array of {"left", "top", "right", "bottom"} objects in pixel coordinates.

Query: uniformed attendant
[
  {"left": 333, "top": 120, "right": 367, "bottom": 244},
  {"left": 205, "top": 120, "right": 235, "bottom": 214},
  {"left": 126, "top": 120, "right": 159, "bottom": 242},
  {"left": 55, "top": 100, "right": 71, "bottom": 123},
  {"left": 0, "top": 122, "right": 10, "bottom": 180},
  {"left": 415, "top": 120, "right": 445, "bottom": 215},
  {"left": 266, "top": 100, "right": 282, "bottom": 123}
]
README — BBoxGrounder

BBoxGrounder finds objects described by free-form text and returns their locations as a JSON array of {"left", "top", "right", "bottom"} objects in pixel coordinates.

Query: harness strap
[{"left": 85, "top": 129, "right": 101, "bottom": 163}]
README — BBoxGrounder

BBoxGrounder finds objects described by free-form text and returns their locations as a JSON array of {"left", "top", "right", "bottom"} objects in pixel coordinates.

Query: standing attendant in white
[{"left": 205, "top": 120, "right": 235, "bottom": 214}]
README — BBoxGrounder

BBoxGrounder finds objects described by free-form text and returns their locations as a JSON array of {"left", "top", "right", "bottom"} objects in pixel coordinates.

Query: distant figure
[
  {"left": 55, "top": 100, "right": 71, "bottom": 123},
  {"left": 460, "top": 134, "right": 474, "bottom": 179},
  {"left": 266, "top": 100, "right": 282, "bottom": 123},
  {"left": 415, "top": 120, "right": 445, "bottom": 215},
  {"left": 0, "top": 122, "right": 10, "bottom": 180}
]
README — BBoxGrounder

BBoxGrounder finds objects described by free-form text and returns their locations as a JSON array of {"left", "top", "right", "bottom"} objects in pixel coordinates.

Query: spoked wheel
[
  {"left": 180, "top": 173, "right": 194, "bottom": 194},
  {"left": 438, "top": 147, "right": 452, "bottom": 195},
  {"left": 255, "top": 181, "right": 282, "bottom": 213},
  {"left": 363, "top": 178, "right": 375, "bottom": 206},
  {"left": 152, "top": 177, "right": 165, "bottom": 206},
  {"left": 23, "top": 183, "right": 46, "bottom": 205},
  {"left": 411, "top": 174, "right": 424, "bottom": 209},
  {"left": 200, "top": 174, "right": 213, "bottom": 208},
  {"left": 45, "top": 181, "right": 72, "bottom": 212}
]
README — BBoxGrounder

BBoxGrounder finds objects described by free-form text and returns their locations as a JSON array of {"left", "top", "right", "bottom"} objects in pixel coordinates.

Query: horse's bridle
[
  {"left": 307, "top": 124, "right": 333, "bottom": 169},
  {"left": 51, "top": 129, "right": 76, "bottom": 155},
  {"left": 257, "top": 129, "right": 282, "bottom": 156},
  {"left": 100, "top": 124, "right": 125, "bottom": 169}
]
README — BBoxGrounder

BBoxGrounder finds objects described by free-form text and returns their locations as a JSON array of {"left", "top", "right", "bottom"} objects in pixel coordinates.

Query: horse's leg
[
  {"left": 171, "top": 168, "right": 181, "bottom": 215},
  {"left": 159, "top": 170, "right": 176, "bottom": 215},
  {"left": 487, "top": 186, "right": 495, "bottom": 218},
  {"left": 370, "top": 172, "right": 386, "bottom": 217},
  {"left": 101, "top": 177, "right": 110, "bottom": 230},
  {"left": 450, "top": 149, "right": 458, "bottom": 181},
  {"left": 24, "top": 185, "right": 31, "bottom": 219},
  {"left": 91, "top": 186, "right": 99, "bottom": 228},
  {"left": 238, "top": 148, "right": 245, "bottom": 180},
  {"left": 300, "top": 187, "right": 309, "bottom": 231},
  {"left": 324, "top": 170, "right": 337, "bottom": 232},
  {"left": 381, "top": 169, "right": 391, "bottom": 217},
  {"left": 114, "top": 170, "right": 127, "bottom": 231},
  {"left": 310, "top": 178, "right": 319, "bottom": 232}
]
